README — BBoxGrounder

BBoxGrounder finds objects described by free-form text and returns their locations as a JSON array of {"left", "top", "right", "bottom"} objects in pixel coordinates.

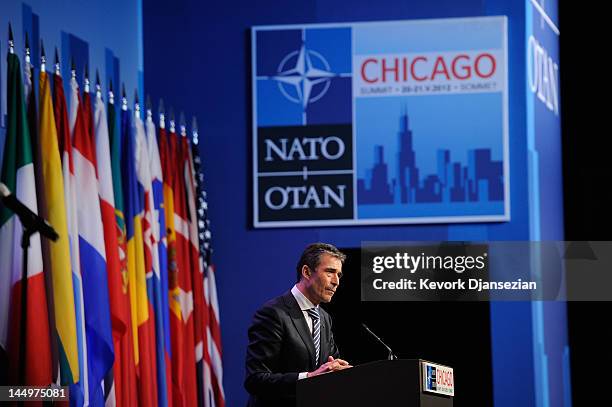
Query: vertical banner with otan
[
  {"left": 524, "top": 1, "right": 570, "bottom": 407},
  {"left": 252, "top": 17, "right": 509, "bottom": 227}
]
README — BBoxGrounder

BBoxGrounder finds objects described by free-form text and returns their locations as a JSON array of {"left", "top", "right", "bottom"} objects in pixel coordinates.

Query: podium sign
[{"left": 422, "top": 360, "right": 455, "bottom": 396}]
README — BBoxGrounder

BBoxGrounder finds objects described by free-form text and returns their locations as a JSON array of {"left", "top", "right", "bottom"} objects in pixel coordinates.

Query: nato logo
[
  {"left": 426, "top": 365, "right": 437, "bottom": 391},
  {"left": 255, "top": 27, "right": 352, "bottom": 126}
]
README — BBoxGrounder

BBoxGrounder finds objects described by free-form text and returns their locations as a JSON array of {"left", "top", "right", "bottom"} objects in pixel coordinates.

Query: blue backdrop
[
  {"left": 143, "top": 1, "right": 567, "bottom": 406},
  {"left": 0, "top": 0, "right": 567, "bottom": 405}
]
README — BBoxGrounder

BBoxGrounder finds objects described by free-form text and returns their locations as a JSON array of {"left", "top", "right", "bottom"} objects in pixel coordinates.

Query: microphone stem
[{"left": 362, "top": 324, "right": 397, "bottom": 360}]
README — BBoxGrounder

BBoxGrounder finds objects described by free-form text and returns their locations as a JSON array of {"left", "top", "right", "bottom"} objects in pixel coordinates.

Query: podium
[{"left": 296, "top": 359, "right": 453, "bottom": 407}]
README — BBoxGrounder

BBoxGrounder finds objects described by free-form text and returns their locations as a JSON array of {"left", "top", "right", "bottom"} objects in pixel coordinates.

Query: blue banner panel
[{"left": 252, "top": 17, "right": 509, "bottom": 227}]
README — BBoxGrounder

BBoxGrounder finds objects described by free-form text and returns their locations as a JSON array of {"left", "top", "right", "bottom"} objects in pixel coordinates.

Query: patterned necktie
[{"left": 307, "top": 307, "right": 321, "bottom": 366}]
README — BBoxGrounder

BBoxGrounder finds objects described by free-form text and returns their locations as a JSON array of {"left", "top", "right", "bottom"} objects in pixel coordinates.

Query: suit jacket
[{"left": 245, "top": 290, "right": 340, "bottom": 407}]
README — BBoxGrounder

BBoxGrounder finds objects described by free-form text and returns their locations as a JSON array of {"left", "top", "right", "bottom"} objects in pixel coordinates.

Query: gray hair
[{"left": 296, "top": 243, "right": 346, "bottom": 283}]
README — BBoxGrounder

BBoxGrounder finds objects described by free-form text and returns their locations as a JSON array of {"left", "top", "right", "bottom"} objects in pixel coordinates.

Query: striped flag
[
  {"left": 91, "top": 88, "right": 117, "bottom": 407},
  {"left": 71, "top": 77, "right": 115, "bottom": 406},
  {"left": 24, "top": 49, "right": 43, "bottom": 218},
  {"left": 164, "top": 122, "right": 198, "bottom": 406},
  {"left": 190, "top": 134, "right": 225, "bottom": 406},
  {"left": 159, "top": 123, "right": 186, "bottom": 407},
  {"left": 39, "top": 66, "right": 79, "bottom": 388},
  {"left": 53, "top": 69, "right": 84, "bottom": 389},
  {"left": 203, "top": 263, "right": 225, "bottom": 407},
  {"left": 82, "top": 84, "right": 98, "bottom": 170},
  {"left": 134, "top": 106, "right": 166, "bottom": 406},
  {"left": 94, "top": 85, "right": 133, "bottom": 407},
  {"left": 181, "top": 129, "right": 207, "bottom": 407},
  {"left": 108, "top": 89, "right": 139, "bottom": 407},
  {"left": 121, "top": 103, "right": 158, "bottom": 407},
  {"left": 145, "top": 110, "right": 173, "bottom": 406},
  {"left": 0, "top": 47, "right": 52, "bottom": 388},
  {"left": 62, "top": 73, "right": 89, "bottom": 407}
]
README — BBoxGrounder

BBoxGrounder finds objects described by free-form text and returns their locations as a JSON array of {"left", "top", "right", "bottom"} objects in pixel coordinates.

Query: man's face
[{"left": 304, "top": 253, "right": 343, "bottom": 304}]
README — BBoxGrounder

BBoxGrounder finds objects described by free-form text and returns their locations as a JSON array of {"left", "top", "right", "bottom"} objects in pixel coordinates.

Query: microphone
[
  {"left": 361, "top": 323, "right": 398, "bottom": 361},
  {"left": 0, "top": 182, "right": 59, "bottom": 241}
]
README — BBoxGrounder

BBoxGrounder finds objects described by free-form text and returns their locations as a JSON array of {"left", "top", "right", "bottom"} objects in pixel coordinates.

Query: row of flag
[{"left": 0, "top": 28, "right": 224, "bottom": 407}]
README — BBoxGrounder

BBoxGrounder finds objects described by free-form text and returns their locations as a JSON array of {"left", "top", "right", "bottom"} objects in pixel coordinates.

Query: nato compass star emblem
[{"left": 273, "top": 45, "right": 336, "bottom": 108}]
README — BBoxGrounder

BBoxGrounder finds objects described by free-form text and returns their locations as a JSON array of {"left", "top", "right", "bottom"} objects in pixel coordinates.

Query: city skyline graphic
[{"left": 357, "top": 107, "right": 504, "bottom": 218}]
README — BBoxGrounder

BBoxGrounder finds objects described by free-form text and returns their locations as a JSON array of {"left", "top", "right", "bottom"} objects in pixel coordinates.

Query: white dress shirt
[{"left": 291, "top": 284, "right": 319, "bottom": 379}]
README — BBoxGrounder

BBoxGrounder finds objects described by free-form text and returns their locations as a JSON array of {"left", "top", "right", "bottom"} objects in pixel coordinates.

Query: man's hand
[{"left": 307, "top": 356, "right": 352, "bottom": 378}]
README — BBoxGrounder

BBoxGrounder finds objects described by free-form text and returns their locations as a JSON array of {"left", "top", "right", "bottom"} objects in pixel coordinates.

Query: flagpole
[
  {"left": 54, "top": 47, "right": 60, "bottom": 76},
  {"left": 40, "top": 40, "right": 46, "bottom": 73},
  {"left": 122, "top": 84, "right": 127, "bottom": 112},
  {"left": 146, "top": 94, "right": 152, "bottom": 123},
  {"left": 24, "top": 31, "right": 31, "bottom": 70},
  {"left": 191, "top": 116, "right": 199, "bottom": 146},
  {"left": 179, "top": 112, "right": 187, "bottom": 138},
  {"left": 158, "top": 98, "right": 165, "bottom": 130},
  {"left": 134, "top": 89, "right": 140, "bottom": 119},
  {"left": 108, "top": 79, "right": 114, "bottom": 106},
  {"left": 18, "top": 25, "right": 30, "bottom": 387},
  {"left": 95, "top": 70, "right": 101, "bottom": 99},
  {"left": 8, "top": 22, "right": 14, "bottom": 54},
  {"left": 169, "top": 108, "right": 175, "bottom": 134},
  {"left": 84, "top": 63, "right": 90, "bottom": 94}
]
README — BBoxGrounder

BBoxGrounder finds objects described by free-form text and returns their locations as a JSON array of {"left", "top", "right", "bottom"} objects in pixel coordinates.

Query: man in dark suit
[{"left": 245, "top": 243, "right": 352, "bottom": 406}]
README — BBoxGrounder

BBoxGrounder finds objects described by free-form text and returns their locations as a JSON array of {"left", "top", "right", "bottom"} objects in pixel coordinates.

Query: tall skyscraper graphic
[{"left": 396, "top": 108, "right": 418, "bottom": 204}]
